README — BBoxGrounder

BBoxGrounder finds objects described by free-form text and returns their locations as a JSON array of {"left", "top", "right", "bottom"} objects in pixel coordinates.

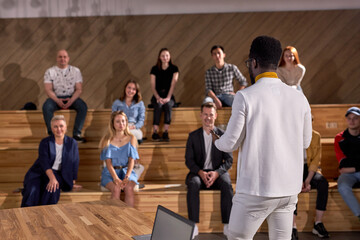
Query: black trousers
[
  {"left": 294, "top": 164, "right": 329, "bottom": 215},
  {"left": 151, "top": 96, "right": 174, "bottom": 126},
  {"left": 186, "top": 171, "right": 233, "bottom": 223}
]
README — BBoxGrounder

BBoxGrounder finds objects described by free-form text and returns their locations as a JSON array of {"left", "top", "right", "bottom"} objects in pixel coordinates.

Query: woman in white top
[
  {"left": 277, "top": 46, "right": 306, "bottom": 92},
  {"left": 21, "top": 115, "right": 81, "bottom": 207}
]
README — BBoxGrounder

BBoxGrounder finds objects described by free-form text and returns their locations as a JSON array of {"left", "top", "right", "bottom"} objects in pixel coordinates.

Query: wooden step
[
  {"left": 1, "top": 104, "right": 359, "bottom": 143},
  {"left": 0, "top": 138, "right": 339, "bottom": 183},
  {"left": 1, "top": 104, "right": 358, "bottom": 183},
  {"left": 0, "top": 141, "right": 238, "bottom": 183},
  {"left": 1, "top": 182, "right": 360, "bottom": 233},
  {"left": 0, "top": 108, "right": 231, "bottom": 143}
]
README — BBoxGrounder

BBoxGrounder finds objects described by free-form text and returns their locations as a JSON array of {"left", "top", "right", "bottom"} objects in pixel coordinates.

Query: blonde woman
[{"left": 99, "top": 111, "right": 139, "bottom": 207}]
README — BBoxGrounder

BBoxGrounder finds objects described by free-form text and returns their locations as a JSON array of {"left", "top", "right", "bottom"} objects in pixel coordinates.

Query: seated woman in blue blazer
[{"left": 21, "top": 115, "right": 81, "bottom": 207}]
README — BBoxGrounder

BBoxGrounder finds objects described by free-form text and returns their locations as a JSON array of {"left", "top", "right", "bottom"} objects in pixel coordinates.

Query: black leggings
[
  {"left": 151, "top": 96, "right": 174, "bottom": 126},
  {"left": 294, "top": 164, "right": 329, "bottom": 215}
]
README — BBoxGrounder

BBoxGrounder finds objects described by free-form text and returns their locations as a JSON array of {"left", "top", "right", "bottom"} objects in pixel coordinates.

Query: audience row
[
  {"left": 17, "top": 43, "right": 359, "bottom": 240},
  {"left": 39, "top": 45, "right": 306, "bottom": 143}
]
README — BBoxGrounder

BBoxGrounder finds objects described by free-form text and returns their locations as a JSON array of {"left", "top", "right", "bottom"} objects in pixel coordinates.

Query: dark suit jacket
[
  {"left": 23, "top": 135, "right": 79, "bottom": 191},
  {"left": 185, "top": 127, "right": 233, "bottom": 177}
]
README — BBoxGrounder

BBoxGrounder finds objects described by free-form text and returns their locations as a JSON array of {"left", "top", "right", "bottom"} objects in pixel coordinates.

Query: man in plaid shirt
[{"left": 204, "top": 45, "right": 248, "bottom": 109}]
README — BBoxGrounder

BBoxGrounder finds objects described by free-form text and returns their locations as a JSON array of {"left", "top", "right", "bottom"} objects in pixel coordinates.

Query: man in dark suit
[{"left": 185, "top": 102, "right": 233, "bottom": 238}]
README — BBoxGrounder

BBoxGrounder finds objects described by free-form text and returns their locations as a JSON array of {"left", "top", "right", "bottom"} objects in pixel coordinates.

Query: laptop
[{"left": 132, "top": 205, "right": 195, "bottom": 240}]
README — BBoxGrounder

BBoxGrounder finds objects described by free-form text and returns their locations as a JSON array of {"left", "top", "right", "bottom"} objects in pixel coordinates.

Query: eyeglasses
[{"left": 245, "top": 58, "right": 253, "bottom": 68}]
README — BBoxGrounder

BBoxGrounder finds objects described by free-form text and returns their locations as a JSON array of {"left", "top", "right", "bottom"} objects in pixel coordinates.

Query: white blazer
[{"left": 215, "top": 76, "right": 312, "bottom": 197}]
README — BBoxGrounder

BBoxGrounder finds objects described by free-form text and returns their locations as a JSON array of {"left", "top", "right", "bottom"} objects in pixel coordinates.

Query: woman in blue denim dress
[{"left": 99, "top": 111, "right": 139, "bottom": 207}]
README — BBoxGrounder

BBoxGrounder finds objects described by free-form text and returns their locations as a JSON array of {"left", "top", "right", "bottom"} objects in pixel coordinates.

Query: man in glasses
[{"left": 213, "top": 36, "right": 312, "bottom": 239}]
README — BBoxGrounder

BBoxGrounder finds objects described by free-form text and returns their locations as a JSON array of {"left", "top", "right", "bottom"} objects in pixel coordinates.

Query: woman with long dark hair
[
  {"left": 150, "top": 48, "right": 179, "bottom": 142},
  {"left": 112, "top": 80, "right": 145, "bottom": 144}
]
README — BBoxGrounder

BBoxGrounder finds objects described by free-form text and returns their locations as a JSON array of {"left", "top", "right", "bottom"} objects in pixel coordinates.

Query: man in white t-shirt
[
  {"left": 185, "top": 102, "right": 233, "bottom": 238},
  {"left": 42, "top": 50, "right": 87, "bottom": 142},
  {"left": 214, "top": 36, "right": 312, "bottom": 239}
]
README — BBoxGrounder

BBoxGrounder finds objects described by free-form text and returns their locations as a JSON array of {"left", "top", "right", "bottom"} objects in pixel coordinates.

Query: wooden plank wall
[{"left": 0, "top": 10, "right": 359, "bottom": 110}]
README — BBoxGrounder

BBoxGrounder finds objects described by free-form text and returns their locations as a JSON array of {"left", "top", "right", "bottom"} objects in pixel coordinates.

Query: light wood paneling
[{"left": 0, "top": 10, "right": 359, "bottom": 110}]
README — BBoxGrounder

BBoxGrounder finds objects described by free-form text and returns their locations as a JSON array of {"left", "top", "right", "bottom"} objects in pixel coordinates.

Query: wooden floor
[
  {"left": 0, "top": 200, "right": 153, "bottom": 240},
  {"left": 198, "top": 232, "right": 360, "bottom": 240},
  {"left": 2, "top": 181, "right": 360, "bottom": 233}
]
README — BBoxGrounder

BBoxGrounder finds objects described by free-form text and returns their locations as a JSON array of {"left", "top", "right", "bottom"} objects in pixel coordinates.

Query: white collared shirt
[{"left": 203, "top": 130, "right": 213, "bottom": 170}]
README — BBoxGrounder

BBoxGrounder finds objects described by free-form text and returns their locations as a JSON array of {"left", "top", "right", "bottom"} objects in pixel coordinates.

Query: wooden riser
[
  {"left": 0, "top": 144, "right": 239, "bottom": 183},
  {"left": 0, "top": 108, "right": 231, "bottom": 143},
  {"left": 1, "top": 104, "right": 359, "bottom": 143},
  {"left": 1, "top": 183, "right": 360, "bottom": 233},
  {"left": 0, "top": 140, "right": 338, "bottom": 183}
]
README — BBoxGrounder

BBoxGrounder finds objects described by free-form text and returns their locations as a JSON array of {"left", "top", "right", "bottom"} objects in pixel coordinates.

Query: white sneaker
[
  {"left": 192, "top": 224, "right": 199, "bottom": 239},
  {"left": 223, "top": 223, "right": 229, "bottom": 237}
]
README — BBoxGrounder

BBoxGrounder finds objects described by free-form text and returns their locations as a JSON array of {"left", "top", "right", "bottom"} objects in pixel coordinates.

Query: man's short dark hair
[
  {"left": 249, "top": 36, "right": 282, "bottom": 70},
  {"left": 201, "top": 102, "right": 217, "bottom": 112},
  {"left": 210, "top": 45, "right": 224, "bottom": 54}
]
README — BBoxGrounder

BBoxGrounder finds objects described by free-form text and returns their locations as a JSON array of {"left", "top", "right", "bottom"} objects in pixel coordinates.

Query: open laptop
[{"left": 132, "top": 205, "right": 195, "bottom": 240}]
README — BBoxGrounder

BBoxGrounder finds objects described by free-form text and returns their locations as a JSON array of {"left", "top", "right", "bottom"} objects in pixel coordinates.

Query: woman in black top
[{"left": 150, "top": 48, "right": 179, "bottom": 141}]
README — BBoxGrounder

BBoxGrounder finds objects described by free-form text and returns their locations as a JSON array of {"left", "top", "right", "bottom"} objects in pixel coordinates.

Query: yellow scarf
[{"left": 255, "top": 72, "right": 278, "bottom": 83}]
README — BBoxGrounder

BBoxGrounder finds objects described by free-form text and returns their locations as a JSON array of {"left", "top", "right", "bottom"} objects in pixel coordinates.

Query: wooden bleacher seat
[
  {"left": 311, "top": 104, "right": 360, "bottom": 180},
  {"left": 1, "top": 104, "right": 360, "bottom": 233},
  {"left": 1, "top": 104, "right": 358, "bottom": 181}
]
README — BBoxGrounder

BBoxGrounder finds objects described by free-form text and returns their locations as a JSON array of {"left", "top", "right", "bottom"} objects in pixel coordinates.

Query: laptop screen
[{"left": 151, "top": 205, "right": 195, "bottom": 240}]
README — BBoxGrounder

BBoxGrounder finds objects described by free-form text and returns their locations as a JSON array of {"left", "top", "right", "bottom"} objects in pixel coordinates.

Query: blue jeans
[
  {"left": 203, "top": 93, "right": 234, "bottom": 107},
  {"left": 42, "top": 97, "right": 87, "bottom": 136},
  {"left": 337, "top": 172, "right": 360, "bottom": 217}
]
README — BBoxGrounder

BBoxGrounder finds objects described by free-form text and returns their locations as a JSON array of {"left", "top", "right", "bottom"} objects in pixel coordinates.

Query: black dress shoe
[{"left": 73, "top": 135, "right": 86, "bottom": 143}]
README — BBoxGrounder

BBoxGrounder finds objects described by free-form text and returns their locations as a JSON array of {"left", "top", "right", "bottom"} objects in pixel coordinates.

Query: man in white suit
[{"left": 214, "top": 36, "right": 312, "bottom": 240}]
